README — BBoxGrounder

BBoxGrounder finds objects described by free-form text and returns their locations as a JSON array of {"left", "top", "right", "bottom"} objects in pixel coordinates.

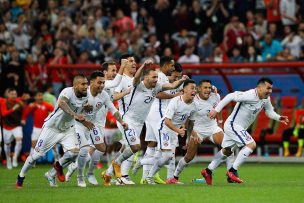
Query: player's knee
[
  {"left": 247, "top": 141, "right": 256, "bottom": 150},
  {"left": 69, "top": 148, "right": 79, "bottom": 154},
  {"left": 184, "top": 153, "right": 195, "bottom": 163},
  {"left": 148, "top": 141, "right": 157, "bottom": 148},
  {"left": 222, "top": 148, "right": 233, "bottom": 156},
  {"left": 130, "top": 145, "right": 140, "bottom": 153}
]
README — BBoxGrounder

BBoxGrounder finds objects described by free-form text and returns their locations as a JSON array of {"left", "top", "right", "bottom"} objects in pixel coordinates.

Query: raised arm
[
  {"left": 133, "top": 59, "right": 153, "bottom": 86},
  {"left": 264, "top": 99, "right": 289, "bottom": 125},
  {"left": 161, "top": 75, "right": 189, "bottom": 91},
  {"left": 104, "top": 61, "right": 127, "bottom": 88}
]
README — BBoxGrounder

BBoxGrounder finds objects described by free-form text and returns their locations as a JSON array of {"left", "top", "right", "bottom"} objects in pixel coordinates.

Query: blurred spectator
[
  {"left": 280, "top": 0, "right": 298, "bottom": 31},
  {"left": 241, "top": 34, "right": 256, "bottom": 57},
  {"left": 41, "top": 34, "right": 54, "bottom": 60},
  {"left": 264, "top": 0, "right": 281, "bottom": 24},
  {"left": 113, "top": 8, "right": 135, "bottom": 34},
  {"left": 246, "top": 45, "right": 263, "bottom": 62},
  {"left": 268, "top": 22, "right": 280, "bottom": 39},
  {"left": 95, "top": 8, "right": 109, "bottom": 31},
  {"left": 114, "top": 41, "right": 133, "bottom": 60},
  {"left": 209, "top": 46, "right": 229, "bottom": 63},
  {"left": 276, "top": 47, "right": 295, "bottom": 61},
  {"left": 78, "top": 15, "right": 104, "bottom": 38},
  {"left": 129, "top": 29, "right": 145, "bottom": 58},
  {"left": 254, "top": 12, "right": 268, "bottom": 39},
  {"left": 172, "top": 29, "right": 197, "bottom": 48},
  {"left": 77, "top": 51, "right": 92, "bottom": 64},
  {"left": 259, "top": 33, "right": 283, "bottom": 61},
  {"left": 30, "top": 36, "right": 43, "bottom": 61},
  {"left": 80, "top": 27, "right": 100, "bottom": 60},
  {"left": 230, "top": 47, "right": 245, "bottom": 62},
  {"left": 281, "top": 30, "right": 302, "bottom": 58},
  {"left": 172, "top": 3, "right": 189, "bottom": 30},
  {"left": 130, "top": 1, "right": 139, "bottom": 26},
  {"left": 0, "top": 21, "right": 13, "bottom": 44},
  {"left": 198, "top": 33, "right": 216, "bottom": 62},
  {"left": 141, "top": 46, "right": 160, "bottom": 64},
  {"left": 137, "top": 7, "right": 149, "bottom": 32},
  {"left": 178, "top": 46, "right": 200, "bottom": 64},
  {"left": 102, "top": 43, "right": 115, "bottom": 62},
  {"left": 189, "top": 0, "right": 206, "bottom": 34},
  {"left": 11, "top": 13, "right": 32, "bottom": 51}
]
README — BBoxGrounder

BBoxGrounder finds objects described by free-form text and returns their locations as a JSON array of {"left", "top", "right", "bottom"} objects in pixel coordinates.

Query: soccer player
[
  {"left": 110, "top": 59, "right": 188, "bottom": 184},
  {"left": 16, "top": 74, "right": 94, "bottom": 188},
  {"left": 203, "top": 77, "right": 289, "bottom": 184},
  {"left": 21, "top": 91, "right": 54, "bottom": 156},
  {"left": 73, "top": 71, "right": 128, "bottom": 187},
  {"left": 171, "top": 80, "right": 234, "bottom": 183},
  {"left": 145, "top": 80, "right": 198, "bottom": 184},
  {"left": 1, "top": 88, "right": 24, "bottom": 169}
]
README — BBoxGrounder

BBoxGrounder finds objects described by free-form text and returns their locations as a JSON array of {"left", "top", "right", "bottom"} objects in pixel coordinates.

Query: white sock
[
  {"left": 19, "top": 152, "right": 41, "bottom": 177},
  {"left": 208, "top": 150, "right": 227, "bottom": 171},
  {"left": 226, "top": 152, "right": 235, "bottom": 170},
  {"left": 106, "top": 151, "right": 112, "bottom": 166},
  {"left": 145, "top": 147, "right": 155, "bottom": 156},
  {"left": 59, "top": 151, "right": 78, "bottom": 168},
  {"left": 148, "top": 151, "right": 172, "bottom": 178},
  {"left": 121, "top": 154, "right": 134, "bottom": 176},
  {"left": 77, "top": 147, "right": 90, "bottom": 177},
  {"left": 232, "top": 146, "right": 253, "bottom": 170},
  {"left": 4, "top": 144, "right": 11, "bottom": 160},
  {"left": 52, "top": 147, "right": 60, "bottom": 161},
  {"left": 106, "top": 164, "right": 114, "bottom": 176},
  {"left": 174, "top": 157, "right": 188, "bottom": 178},
  {"left": 142, "top": 164, "right": 152, "bottom": 180},
  {"left": 88, "top": 150, "right": 102, "bottom": 175},
  {"left": 115, "top": 147, "right": 133, "bottom": 165},
  {"left": 167, "top": 153, "right": 175, "bottom": 179},
  {"left": 13, "top": 140, "right": 22, "bottom": 160}
]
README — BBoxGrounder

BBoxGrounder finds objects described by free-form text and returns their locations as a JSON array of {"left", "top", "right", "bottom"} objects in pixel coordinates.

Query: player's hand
[
  {"left": 82, "top": 103, "right": 93, "bottom": 113},
  {"left": 82, "top": 120, "right": 95, "bottom": 130},
  {"left": 121, "top": 58, "right": 129, "bottom": 67},
  {"left": 142, "top": 59, "right": 154, "bottom": 67},
  {"left": 279, "top": 116, "right": 289, "bottom": 125},
  {"left": 122, "top": 122, "right": 128, "bottom": 130},
  {"left": 191, "top": 131, "right": 201, "bottom": 144},
  {"left": 177, "top": 127, "right": 186, "bottom": 137},
  {"left": 12, "top": 104, "right": 20, "bottom": 111},
  {"left": 208, "top": 109, "right": 218, "bottom": 119},
  {"left": 74, "top": 114, "right": 85, "bottom": 122},
  {"left": 181, "top": 75, "right": 189, "bottom": 81},
  {"left": 211, "top": 85, "right": 218, "bottom": 94}
]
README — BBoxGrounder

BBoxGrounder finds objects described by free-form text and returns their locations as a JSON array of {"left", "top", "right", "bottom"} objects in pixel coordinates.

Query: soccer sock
[
  {"left": 232, "top": 146, "right": 253, "bottom": 170},
  {"left": 298, "top": 139, "right": 304, "bottom": 148},
  {"left": 13, "top": 140, "right": 22, "bottom": 160},
  {"left": 174, "top": 157, "right": 188, "bottom": 178},
  {"left": 105, "top": 151, "right": 121, "bottom": 176},
  {"left": 226, "top": 152, "right": 235, "bottom": 170},
  {"left": 142, "top": 164, "right": 152, "bottom": 180},
  {"left": 88, "top": 150, "right": 102, "bottom": 175},
  {"left": 167, "top": 153, "right": 175, "bottom": 179},
  {"left": 148, "top": 151, "right": 172, "bottom": 178},
  {"left": 19, "top": 152, "right": 41, "bottom": 177},
  {"left": 106, "top": 151, "right": 112, "bottom": 167},
  {"left": 52, "top": 147, "right": 60, "bottom": 161},
  {"left": 121, "top": 154, "right": 134, "bottom": 176},
  {"left": 77, "top": 147, "right": 90, "bottom": 178},
  {"left": 208, "top": 150, "right": 227, "bottom": 171},
  {"left": 4, "top": 144, "right": 11, "bottom": 160},
  {"left": 146, "top": 147, "right": 155, "bottom": 156},
  {"left": 283, "top": 141, "right": 289, "bottom": 148},
  {"left": 59, "top": 151, "right": 78, "bottom": 168},
  {"left": 115, "top": 147, "right": 133, "bottom": 165}
]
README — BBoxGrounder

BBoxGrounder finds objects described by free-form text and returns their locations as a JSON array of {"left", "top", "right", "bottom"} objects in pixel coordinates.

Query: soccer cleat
[
  {"left": 87, "top": 173, "right": 98, "bottom": 185},
  {"left": 154, "top": 173, "right": 166, "bottom": 184},
  {"left": 166, "top": 177, "right": 179, "bottom": 184},
  {"left": 44, "top": 172, "right": 58, "bottom": 187},
  {"left": 283, "top": 148, "right": 290, "bottom": 157},
  {"left": 54, "top": 161, "right": 65, "bottom": 182},
  {"left": 7, "top": 158, "right": 12, "bottom": 170},
  {"left": 12, "top": 157, "right": 18, "bottom": 167},
  {"left": 227, "top": 171, "right": 239, "bottom": 183},
  {"left": 112, "top": 160, "right": 122, "bottom": 178},
  {"left": 101, "top": 171, "right": 112, "bottom": 186},
  {"left": 132, "top": 158, "right": 142, "bottom": 175},
  {"left": 145, "top": 177, "right": 155, "bottom": 185},
  {"left": 120, "top": 176, "right": 135, "bottom": 185},
  {"left": 226, "top": 171, "right": 243, "bottom": 183},
  {"left": 295, "top": 147, "right": 303, "bottom": 157},
  {"left": 201, "top": 169, "right": 212, "bottom": 185},
  {"left": 140, "top": 179, "right": 148, "bottom": 184},
  {"left": 77, "top": 176, "right": 87, "bottom": 187},
  {"left": 65, "top": 163, "right": 77, "bottom": 182},
  {"left": 16, "top": 175, "right": 25, "bottom": 188}
]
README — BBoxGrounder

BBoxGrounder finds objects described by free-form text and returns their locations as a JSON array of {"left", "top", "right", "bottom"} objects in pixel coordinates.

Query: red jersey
[
  {"left": 22, "top": 101, "right": 54, "bottom": 128},
  {"left": 1, "top": 98, "right": 24, "bottom": 130},
  {"left": 105, "top": 101, "right": 118, "bottom": 129},
  {"left": 295, "top": 109, "right": 304, "bottom": 125}
]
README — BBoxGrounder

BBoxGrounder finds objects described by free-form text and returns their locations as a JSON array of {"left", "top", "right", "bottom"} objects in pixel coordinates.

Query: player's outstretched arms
[
  {"left": 162, "top": 75, "right": 189, "bottom": 91},
  {"left": 133, "top": 59, "right": 153, "bottom": 86}
]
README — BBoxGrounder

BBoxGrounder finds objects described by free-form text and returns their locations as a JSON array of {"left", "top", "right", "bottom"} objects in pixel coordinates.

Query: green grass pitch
[{"left": 0, "top": 163, "right": 303, "bottom": 203}]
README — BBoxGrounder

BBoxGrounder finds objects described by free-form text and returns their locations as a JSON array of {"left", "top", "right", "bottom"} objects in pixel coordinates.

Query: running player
[
  {"left": 110, "top": 59, "right": 188, "bottom": 183},
  {"left": 16, "top": 74, "right": 94, "bottom": 188},
  {"left": 202, "top": 77, "right": 289, "bottom": 184}
]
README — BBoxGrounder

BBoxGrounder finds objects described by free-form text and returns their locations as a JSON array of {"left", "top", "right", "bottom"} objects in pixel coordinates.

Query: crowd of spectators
[{"left": 0, "top": 0, "right": 304, "bottom": 96}]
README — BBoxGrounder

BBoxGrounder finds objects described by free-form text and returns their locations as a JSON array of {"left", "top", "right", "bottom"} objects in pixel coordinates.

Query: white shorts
[
  {"left": 221, "top": 123, "right": 254, "bottom": 148},
  {"left": 104, "top": 128, "right": 120, "bottom": 145},
  {"left": 156, "top": 121, "right": 178, "bottom": 150},
  {"left": 119, "top": 117, "right": 143, "bottom": 146},
  {"left": 34, "top": 126, "right": 78, "bottom": 155},
  {"left": 145, "top": 110, "right": 162, "bottom": 142},
  {"left": 31, "top": 127, "right": 42, "bottom": 141},
  {"left": 195, "top": 125, "right": 223, "bottom": 143},
  {"left": 75, "top": 123, "right": 104, "bottom": 148},
  {"left": 3, "top": 126, "right": 23, "bottom": 144}
]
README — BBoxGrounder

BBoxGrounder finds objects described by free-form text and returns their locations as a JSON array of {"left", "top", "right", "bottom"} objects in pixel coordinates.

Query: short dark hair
[
  {"left": 73, "top": 74, "right": 87, "bottom": 85},
  {"left": 90, "top": 71, "right": 104, "bottom": 80},
  {"left": 173, "top": 63, "right": 183, "bottom": 72},
  {"left": 183, "top": 79, "right": 196, "bottom": 88},
  {"left": 160, "top": 56, "right": 172, "bottom": 67},
  {"left": 32, "top": 90, "right": 43, "bottom": 96},
  {"left": 119, "top": 53, "right": 134, "bottom": 65},
  {"left": 143, "top": 68, "right": 155, "bottom": 76},
  {"left": 101, "top": 61, "right": 116, "bottom": 71},
  {"left": 257, "top": 77, "right": 273, "bottom": 86},
  {"left": 6, "top": 88, "right": 17, "bottom": 93},
  {"left": 199, "top": 79, "right": 212, "bottom": 86}
]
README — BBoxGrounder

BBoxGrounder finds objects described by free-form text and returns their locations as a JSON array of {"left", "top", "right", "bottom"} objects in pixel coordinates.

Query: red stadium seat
[
  {"left": 251, "top": 111, "right": 271, "bottom": 142},
  {"left": 280, "top": 96, "right": 298, "bottom": 108}
]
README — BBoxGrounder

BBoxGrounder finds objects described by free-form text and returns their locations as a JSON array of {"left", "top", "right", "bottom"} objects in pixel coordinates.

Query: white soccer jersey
[
  {"left": 84, "top": 89, "right": 117, "bottom": 122},
  {"left": 193, "top": 93, "right": 220, "bottom": 130},
  {"left": 161, "top": 96, "right": 197, "bottom": 136},
  {"left": 123, "top": 81, "right": 163, "bottom": 125},
  {"left": 215, "top": 89, "right": 281, "bottom": 130},
  {"left": 44, "top": 87, "right": 88, "bottom": 131},
  {"left": 115, "top": 74, "right": 133, "bottom": 115}
]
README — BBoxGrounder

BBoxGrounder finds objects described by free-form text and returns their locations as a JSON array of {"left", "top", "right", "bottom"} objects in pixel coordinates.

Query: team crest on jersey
[
  {"left": 212, "top": 102, "right": 218, "bottom": 108},
  {"left": 163, "top": 142, "right": 169, "bottom": 147},
  {"left": 96, "top": 102, "right": 102, "bottom": 108},
  {"left": 95, "top": 136, "right": 101, "bottom": 141},
  {"left": 35, "top": 147, "right": 40, "bottom": 152}
]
